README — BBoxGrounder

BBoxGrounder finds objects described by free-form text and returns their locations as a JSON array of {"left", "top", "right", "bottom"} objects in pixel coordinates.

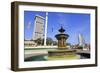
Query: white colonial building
[{"left": 24, "top": 40, "right": 37, "bottom": 47}]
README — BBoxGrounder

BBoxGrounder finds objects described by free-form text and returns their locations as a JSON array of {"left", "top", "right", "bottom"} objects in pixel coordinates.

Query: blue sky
[{"left": 24, "top": 11, "right": 90, "bottom": 45}]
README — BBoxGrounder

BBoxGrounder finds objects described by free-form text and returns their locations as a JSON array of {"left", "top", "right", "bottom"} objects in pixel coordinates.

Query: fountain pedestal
[
  {"left": 48, "top": 26, "right": 80, "bottom": 60},
  {"left": 55, "top": 26, "right": 69, "bottom": 48}
]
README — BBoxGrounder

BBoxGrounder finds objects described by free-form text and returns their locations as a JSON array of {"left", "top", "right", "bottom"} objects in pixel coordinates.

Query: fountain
[
  {"left": 55, "top": 26, "right": 69, "bottom": 49},
  {"left": 48, "top": 26, "right": 80, "bottom": 60}
]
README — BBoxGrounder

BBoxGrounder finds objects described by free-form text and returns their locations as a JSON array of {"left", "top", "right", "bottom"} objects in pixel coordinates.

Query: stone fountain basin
[
  {"left": 48, "top": 49, "right": 76, "bottom": 56},
  {"left": 47, "top": 49, "right": 80, "bottom": 60}
]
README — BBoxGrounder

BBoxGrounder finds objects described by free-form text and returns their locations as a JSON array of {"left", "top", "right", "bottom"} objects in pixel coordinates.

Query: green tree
[
  {"left": 53, "top": 41, "right": 57, "bottom": 45},
  {"left": 66, "top": 43, "right": 71, "bottom": 46},
  {"left": 35, "top": 37, "right": 56, "bottom": 46},
  {"left": 78, "top": 46, "right": 83, "bottom": 49},
  {"left": 46, "top": 37, "right": 53, "bottom": 45},
  {"left": 35, "top": 38, "right": 43, "bottom": 45}
]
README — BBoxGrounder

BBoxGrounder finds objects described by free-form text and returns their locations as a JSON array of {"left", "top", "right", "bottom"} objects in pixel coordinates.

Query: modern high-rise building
[
  {"left": 78, "top": 34, "right": 85, "bottom": 47},
  {"left": 33, "top": 15, "right": 45, "bottom": 40}
]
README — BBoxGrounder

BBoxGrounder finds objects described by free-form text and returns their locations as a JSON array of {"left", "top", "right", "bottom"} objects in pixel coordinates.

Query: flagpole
[{"left": 44, "top": 12, "right": 48, "bottom": 46}]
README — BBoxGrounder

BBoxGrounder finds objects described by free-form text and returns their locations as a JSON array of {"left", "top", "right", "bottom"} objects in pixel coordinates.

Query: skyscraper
[
  {"left": 33, "top": 15, "right": 45, "bottom": 40},
  {"left": 78, "top": 34, "right": 85, "bottom": 47}
]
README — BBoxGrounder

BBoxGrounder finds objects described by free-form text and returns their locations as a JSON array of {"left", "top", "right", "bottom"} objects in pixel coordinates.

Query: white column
[{"left": 44, "top": 12, "right": 48, "bottom": 46}]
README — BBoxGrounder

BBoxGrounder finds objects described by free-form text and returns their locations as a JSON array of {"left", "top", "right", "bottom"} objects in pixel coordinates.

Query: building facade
[
  {"left": 78, "top": 34, "right": 85, "bottom": 47},
  {"left": 33, "top": 15, "right": 45, "bottom": 40}
]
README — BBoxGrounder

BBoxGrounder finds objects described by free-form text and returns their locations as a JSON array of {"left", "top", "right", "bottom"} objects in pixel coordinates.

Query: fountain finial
[{"left": 59, "top": 26, "right": 65, "bottom": 33}]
